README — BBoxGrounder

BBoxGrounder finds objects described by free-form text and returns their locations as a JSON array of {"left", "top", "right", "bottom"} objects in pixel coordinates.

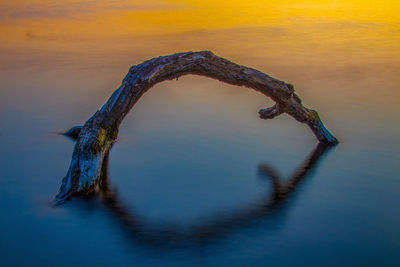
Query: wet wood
[{"left": 53, "top": 51, "right": 338, "bottom": 204}]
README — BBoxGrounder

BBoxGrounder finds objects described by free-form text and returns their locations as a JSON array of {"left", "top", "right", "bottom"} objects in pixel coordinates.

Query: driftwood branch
[{"left": 53, "top": 51, "right": 338, "bottom": 204}]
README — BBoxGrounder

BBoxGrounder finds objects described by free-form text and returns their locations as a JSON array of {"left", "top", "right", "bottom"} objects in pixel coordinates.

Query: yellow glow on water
[
  {"left": 1, "top": 0, "right": 399, "bottom": 40},
  {"left": 0, "top": 0, "right": 399, "bottom": 107}
]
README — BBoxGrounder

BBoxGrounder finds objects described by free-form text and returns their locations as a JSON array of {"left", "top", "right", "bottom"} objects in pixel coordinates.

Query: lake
[{"left": 0, "top": 0, "right": 399, "bottom": 266}]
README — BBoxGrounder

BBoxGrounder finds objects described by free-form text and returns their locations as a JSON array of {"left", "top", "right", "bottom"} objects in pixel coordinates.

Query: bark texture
[{"left": 53, "top": 51, "right": 338, "bottom": 204}]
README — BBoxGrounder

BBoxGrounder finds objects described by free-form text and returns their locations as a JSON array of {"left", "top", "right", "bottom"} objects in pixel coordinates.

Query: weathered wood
[{"left": 53, "top": 51, "right": 338, "bottom": 204}]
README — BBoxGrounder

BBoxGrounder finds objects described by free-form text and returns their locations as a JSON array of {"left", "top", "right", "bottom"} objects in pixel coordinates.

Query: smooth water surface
[{"left": 1, "top": 1, "right": 399, "bottom": 266}]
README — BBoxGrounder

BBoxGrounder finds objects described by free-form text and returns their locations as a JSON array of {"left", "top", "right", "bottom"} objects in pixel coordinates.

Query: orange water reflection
[
  {"left": 0, "top": 0, "right": 399, "bottom": 119},
  {"left": 1, "top": 4, "right": 400, "bottom": 262}
]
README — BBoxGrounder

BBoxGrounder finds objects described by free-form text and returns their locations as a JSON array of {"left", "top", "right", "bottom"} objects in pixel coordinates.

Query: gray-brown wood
[{"left": 53, "top": 51, "right": 338, "bottom": 204}]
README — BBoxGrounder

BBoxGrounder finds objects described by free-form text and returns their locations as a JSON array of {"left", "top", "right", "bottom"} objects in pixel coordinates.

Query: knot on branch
[{"left": 258, "top": 104, "right": 283, "bottom": 119}]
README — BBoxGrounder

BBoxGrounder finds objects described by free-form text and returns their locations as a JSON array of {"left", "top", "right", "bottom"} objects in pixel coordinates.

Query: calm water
[{"left": 1, "top": 1, "right": 400, "bottom": 266}]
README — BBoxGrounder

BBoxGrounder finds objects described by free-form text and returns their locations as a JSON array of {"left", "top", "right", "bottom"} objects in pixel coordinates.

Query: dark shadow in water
[{"left": 88, "top": 143, "right": 333, "bottom": 248}]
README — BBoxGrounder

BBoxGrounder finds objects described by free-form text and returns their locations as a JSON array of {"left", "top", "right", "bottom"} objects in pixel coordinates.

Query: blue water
[{"left": 1, "top": 28, "right": 400, "bottom": 266}]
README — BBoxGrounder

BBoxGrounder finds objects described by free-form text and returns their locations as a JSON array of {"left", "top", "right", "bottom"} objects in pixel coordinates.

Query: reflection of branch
[
  {"left": 53, "top": 51, "right": 338, "bottom": 204},
  {"left": 258, "top": 143, "right": 331, "bottom": 201},
  {"left": 97, "top": 143, "right": 332, "bottom": 246}
]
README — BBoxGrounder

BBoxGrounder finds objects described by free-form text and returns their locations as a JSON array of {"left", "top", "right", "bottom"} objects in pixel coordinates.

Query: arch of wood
[{"left": 53, "top": 51, "right": 338, "bottom": 205}]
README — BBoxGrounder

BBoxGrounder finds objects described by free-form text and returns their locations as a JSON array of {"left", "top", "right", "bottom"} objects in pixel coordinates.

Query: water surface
[{"left": 0, "top": 1, "right": 399, "bottom": 266}]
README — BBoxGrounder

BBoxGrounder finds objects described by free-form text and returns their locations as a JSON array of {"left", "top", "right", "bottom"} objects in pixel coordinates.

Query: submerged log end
[
  {"left": 52, "top": 155, "right": 105, "bottom": 205},
  {"left": 52, "top": 175, "right": 75, "bottom": 205},
  {"left": 311, "top": 121, "right": 339, "bottom": 145},
  {"left": 305, "top": 110, "right": 339, "bottom": 145},
  {"left": 53, "top": 124, "right": 115, "bottom": 205}
]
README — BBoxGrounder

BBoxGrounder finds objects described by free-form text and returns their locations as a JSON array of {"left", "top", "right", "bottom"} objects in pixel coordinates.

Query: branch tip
[{"left": 258, "top": 105, "right": 283, "bottom": 119}]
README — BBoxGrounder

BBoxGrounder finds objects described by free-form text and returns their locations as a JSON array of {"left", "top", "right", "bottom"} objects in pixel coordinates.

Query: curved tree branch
[{"left": 53, "top": 51, "right": 338, "bottom": 204}]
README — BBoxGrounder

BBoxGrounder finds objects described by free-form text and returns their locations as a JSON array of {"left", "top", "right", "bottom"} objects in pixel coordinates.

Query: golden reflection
[
  {"left": 1, "top": 0, "right": 399, "bottom": 110},
  {"left": 1, "top": 0, "right": 399, "bottom": 40}
]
